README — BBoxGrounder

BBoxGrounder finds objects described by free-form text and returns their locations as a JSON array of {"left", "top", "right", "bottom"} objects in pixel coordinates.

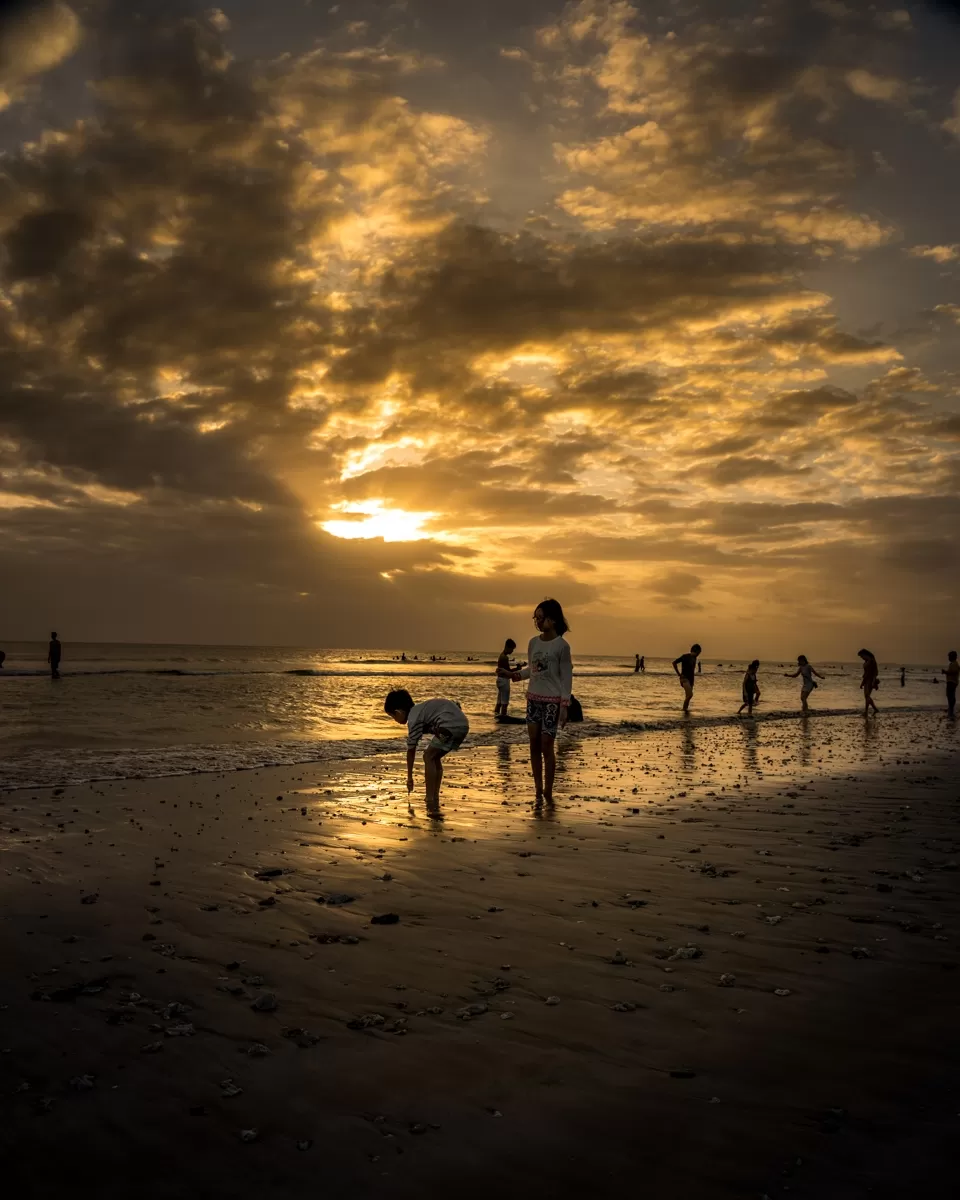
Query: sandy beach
[{"left": 2, "top": 711, "right": 958, "bottom": 1199}]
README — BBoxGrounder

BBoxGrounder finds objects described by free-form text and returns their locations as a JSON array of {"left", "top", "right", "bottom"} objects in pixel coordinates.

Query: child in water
[
  {"left": 494, "top": 638, "right": 524, "bottom": 718},
  {"left": 738, "top": 660, "right": 761, "bottom": 715},
  {"left": 858, "top": 649, "right": 880, "bottom": 715},
  {"left": 943, "top": 650, "right": 958, "bottom": 718},
  {"left": 385, "top": 689, "right": 468, "bottom": 810},
  {"left": 784, "top": 655, "right": 824, "bottom": 713}
]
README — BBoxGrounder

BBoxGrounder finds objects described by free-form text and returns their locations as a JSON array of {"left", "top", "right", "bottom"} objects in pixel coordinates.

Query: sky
[{"left": 1, "top": 0, "right": 959, "bottom": 658}]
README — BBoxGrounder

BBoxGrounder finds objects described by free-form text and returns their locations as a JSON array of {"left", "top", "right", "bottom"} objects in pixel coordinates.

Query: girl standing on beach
[
  {"left": 514, "top": 599, "right": 573, "bottom": 803},
  {"left": 858, "top": 649, "right": 880, "bottom": 715},
  {"left": 785, "top": 655, "right": 824, "bottom": 713}
]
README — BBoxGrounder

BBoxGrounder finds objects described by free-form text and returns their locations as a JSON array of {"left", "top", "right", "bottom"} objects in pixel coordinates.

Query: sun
[{"left": 321, "top": 500, "right": 436, "bottom": 542}]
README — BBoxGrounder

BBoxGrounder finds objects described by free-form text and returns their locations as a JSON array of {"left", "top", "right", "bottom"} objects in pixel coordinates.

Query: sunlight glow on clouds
[
  {"left": 322, "top": 501, "right": 437, "bottom": 542},
  {"left": 1, "top": 0, "right": 959, "bottom": 656}
]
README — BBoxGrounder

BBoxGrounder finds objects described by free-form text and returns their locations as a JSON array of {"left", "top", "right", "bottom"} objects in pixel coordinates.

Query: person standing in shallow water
[
  {"left": 494, "top": 638, "right": 524, "bottom": 718},
  {"left": 858, "top": 649, "right": 880, "bottom": 715},
  {"left": 943, "top": 651, "right": 958, "bottom": 718},
  {"left": 514, "top": 599, "right": 572, "bottom": 804},
  {"left": 634, "top": 653, "right": 640, "bottom": 673},
  {"left": 672, "top": 643, "right": 701, "bottom": 712},
  {"left": 47, "top": 632, "right": 62, "bottom": 679},
  {"left": 738, "top": 659, "right": 761, "bottom": 716},
  {"left": 785, "top": 655, "right": 824, "bottom": 713}
]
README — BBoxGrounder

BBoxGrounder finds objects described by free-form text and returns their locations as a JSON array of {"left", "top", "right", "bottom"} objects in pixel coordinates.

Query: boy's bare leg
[
  {"left": 423, "top": 748, "right": 444, "bottom": 805},
  {"left": 682, "top": 680, "right": 693, "bottom": 712},
  {"left": 527, "top": 723, "right": 544, "bottom": 798}
]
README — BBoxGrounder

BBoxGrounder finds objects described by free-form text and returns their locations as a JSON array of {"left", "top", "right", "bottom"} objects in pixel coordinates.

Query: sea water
[{"left": 0, "top": 642, "right": 948, "bottom": 789}]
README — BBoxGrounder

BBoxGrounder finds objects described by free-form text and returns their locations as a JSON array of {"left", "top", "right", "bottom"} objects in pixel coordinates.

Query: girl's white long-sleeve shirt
[{"left": 519, "top": 635, "right": 572, "bottom": 704}]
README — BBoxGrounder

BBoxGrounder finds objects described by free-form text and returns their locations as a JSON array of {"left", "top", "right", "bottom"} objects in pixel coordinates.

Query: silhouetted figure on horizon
[
  {"left": 48, "top": 631, "right": 61, "bottom": 679},
  {"left": 0, "top": 649, "right": 5, "bottom": 669},
  {"left": 634, "top": 653, "right": 640, "bottom": 673},
  {"left": 639, "top": 655, "right": 645, "bottom": 673},
  {"left": 900, "top": 666, "right": 906, "bottom": 687}
]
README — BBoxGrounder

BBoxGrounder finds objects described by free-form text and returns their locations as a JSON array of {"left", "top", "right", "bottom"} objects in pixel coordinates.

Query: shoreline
[
  {"left": 2, "top": 721, "right": 959, "bottom": 1197},
  {"left": 2, "top": 703, "right": 955, "bottom": 794}
]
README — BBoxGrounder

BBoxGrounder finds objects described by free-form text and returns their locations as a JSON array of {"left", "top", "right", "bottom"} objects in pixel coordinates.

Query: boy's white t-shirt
[
  {"left": 406, "top": 698, "right": 467, "bottom": 749},
  {"left": 520, "top": 635, "right": 573, "bottom": 703}
]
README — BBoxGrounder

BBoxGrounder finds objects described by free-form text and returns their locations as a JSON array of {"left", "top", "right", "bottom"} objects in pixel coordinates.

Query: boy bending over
[{"left": 385, "top": 689, "right": 469, "bottom": 806}]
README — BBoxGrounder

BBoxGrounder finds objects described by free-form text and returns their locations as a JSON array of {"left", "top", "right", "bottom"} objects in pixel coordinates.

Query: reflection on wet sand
[{"left": 2, "top": 708, "right": 958, "bottom": 1200}]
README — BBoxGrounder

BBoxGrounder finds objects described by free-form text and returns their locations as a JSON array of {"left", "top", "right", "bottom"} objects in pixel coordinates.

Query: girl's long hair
[
  {"left": 536, "top": 598, "right": 569, "bottom": 637},
  {"left": 797, "top": 655, "right": 808, "bottom": 665}
]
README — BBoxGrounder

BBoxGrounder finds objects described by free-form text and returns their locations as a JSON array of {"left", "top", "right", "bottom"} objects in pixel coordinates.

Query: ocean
[{"left": 0, "top": 642, "right": 949, "bottom": 790}]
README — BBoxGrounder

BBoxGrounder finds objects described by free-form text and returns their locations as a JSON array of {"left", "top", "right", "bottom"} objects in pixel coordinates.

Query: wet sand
[{"left": 2, "top": 712, "right": 958, "bottom": 1199}]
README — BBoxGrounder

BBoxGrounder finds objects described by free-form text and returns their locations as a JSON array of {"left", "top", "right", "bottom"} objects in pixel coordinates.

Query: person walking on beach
[
  {"left": 495, "top": 638, "right": 524, "bottom": 718},
  {"left": 900, "top": 666, "right": 906, "bottom": 687},
  {"left": 385, "top": 689, "right": 468, "bottom": 809},
  {"left": 639, "top": 655, "right": 645, "bottom": 673},
  {"left": 943, "top": 651, "right": 958, "bottom": 718},
  {"left": 785, "top": 655, "right": 823, "bottom": 713},
  {"left": 738, "top": 659, "right": 761, "bottom": 716},
  {"left": 47, "top": 631, "right": 62, "bottom": 679},
  {"left": 513, "top": 599, "right": 572, "bottom": 804},
  {"left": 634, "top": 653, "right": 640, "bottom": 673},
  {"left": 672, "top": 643, "right": 701, "bottom": 712},
  {"left": 858, "top": 649, "right": 880, "bottom": 715}
]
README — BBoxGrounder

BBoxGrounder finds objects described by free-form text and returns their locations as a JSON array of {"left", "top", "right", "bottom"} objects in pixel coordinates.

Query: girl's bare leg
[
  {"left": 527, "top": 723, "right": 544, "bottom": 798},
  {"left": 542, "top": 734, "right": 557, "bottom": 801}
]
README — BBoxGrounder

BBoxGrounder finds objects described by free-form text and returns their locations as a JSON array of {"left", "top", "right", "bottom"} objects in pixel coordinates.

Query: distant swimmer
[
  {"left": 858, "top": 649, "right": 879, "bottom": 715},
  {"left": 943, "top": 650, "right": 958, "bottom": 718},
  {"left": 401, "top": 652, "right": 407, "bottom": 662},
  {"left": 737, "top": 659, "right": 761, "bottom": 716},
  {"left": 672, "top": 643, "right": 701, "bottom": 712},
  {"left": 48, "top": 631, "right": 62, "bottom": 679},
  {"left": 785, "top": 655, "right": 824, "bottom": 713}
]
